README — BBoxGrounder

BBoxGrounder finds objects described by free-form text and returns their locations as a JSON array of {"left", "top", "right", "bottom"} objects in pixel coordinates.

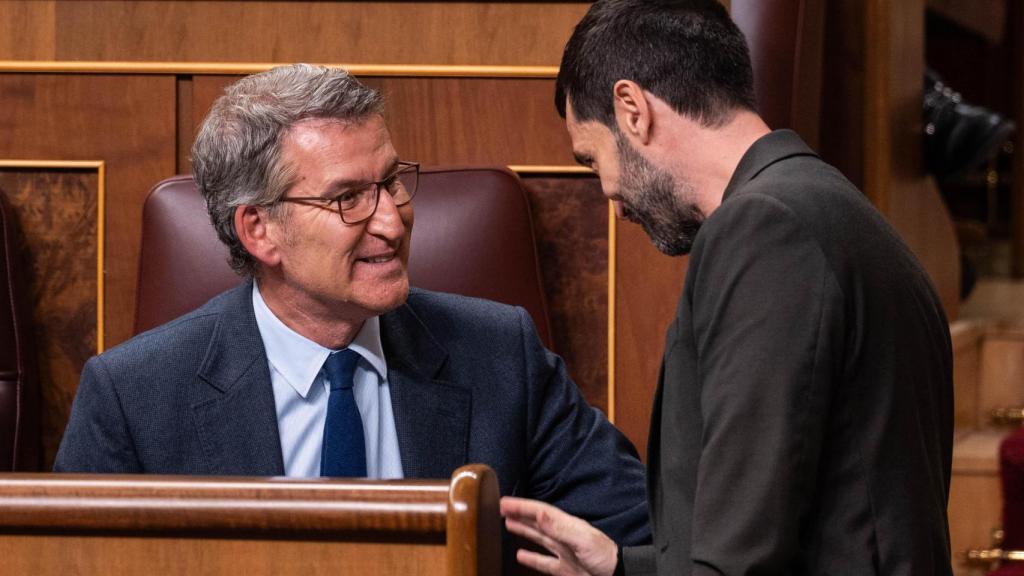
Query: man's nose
[{"left": 365, "top": 191, "right": 406, "bottom": 239}]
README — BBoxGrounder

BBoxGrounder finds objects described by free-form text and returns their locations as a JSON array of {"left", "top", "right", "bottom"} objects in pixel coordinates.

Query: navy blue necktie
[{"left": 320, "top": 349, "right": 367, "bottom": 477}]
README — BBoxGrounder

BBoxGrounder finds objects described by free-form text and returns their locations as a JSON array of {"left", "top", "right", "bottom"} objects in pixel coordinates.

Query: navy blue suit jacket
[{"left": 55, "top": 281, "right": 650, "bottom": 550}]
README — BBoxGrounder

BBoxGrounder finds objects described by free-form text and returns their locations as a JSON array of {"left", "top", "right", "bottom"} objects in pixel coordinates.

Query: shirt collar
[{"left": 252, "top": 282, "right": 388, "bottom": 398}]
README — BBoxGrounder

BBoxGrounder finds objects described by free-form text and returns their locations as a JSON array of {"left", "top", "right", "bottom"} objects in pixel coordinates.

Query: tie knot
[{"left": 323, "top": 349, "right": 359, "bottom": 391}]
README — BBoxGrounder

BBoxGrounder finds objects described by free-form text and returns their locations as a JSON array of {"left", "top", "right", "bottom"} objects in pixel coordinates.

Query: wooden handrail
[{"left": 0, "top": 464, "right": 501, "bottom": 576}]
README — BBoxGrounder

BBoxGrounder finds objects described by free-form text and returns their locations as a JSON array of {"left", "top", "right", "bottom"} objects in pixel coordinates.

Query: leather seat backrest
[
  {"left": 0, "top": 189, "right": 39, "bottom": 471},
  {"left": 134, "top": 167, "right": 552, "bottom": 347}
]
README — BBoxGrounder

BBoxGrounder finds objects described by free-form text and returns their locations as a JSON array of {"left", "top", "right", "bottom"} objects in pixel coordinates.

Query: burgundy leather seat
[
  {"left": 0, "top": 189, "right": 39, "bottom": 471},
  {"left": 134, "top": 167, "right": 552, "bottom": 347}
]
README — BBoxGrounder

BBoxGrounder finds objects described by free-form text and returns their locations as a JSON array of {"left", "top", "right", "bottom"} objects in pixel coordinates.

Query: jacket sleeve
[
  {"left": 685, "top": 194, "right": 842, "bottom": 574},
  {"left": 53, "top": 355, "right": 142, "bottom": 472},
  {"left": 515, "top": 306, "right": 652, "bottom": 547},
  {"left": 623, "top": 544, "right": 658, "bottom": 575}
]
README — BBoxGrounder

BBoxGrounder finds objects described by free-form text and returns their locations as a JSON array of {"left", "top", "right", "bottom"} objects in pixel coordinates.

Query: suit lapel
[
  {"left": 380, "top": 298, "right": 471, "bottom": 479},
  {"left": 192, "top": 281, "right": 285, "bottom": 476}
]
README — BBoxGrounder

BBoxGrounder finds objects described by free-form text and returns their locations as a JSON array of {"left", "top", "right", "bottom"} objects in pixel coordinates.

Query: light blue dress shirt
[{"left": 252, "top": 283, "right": 404, "bottom": 479}]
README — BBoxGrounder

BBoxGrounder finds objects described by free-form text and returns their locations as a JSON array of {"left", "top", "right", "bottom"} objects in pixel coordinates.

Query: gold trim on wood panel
[
  {"left": 607, "top": 201, "right": 617, "bottom": 424},
  {"left": 97, "top": 162, "right": 106, "bottom": 353},
  {"left": 508, "top": 165, "right": 591, "bottom": 175},
  {"left": 0, "top": 160, "right": 106, "bottom": 354},
  {"left": 0, "top": 61, "right": 559, "bottom": 78},
  {"left": 0, "top": 160, "right": 105, "bottom": 170}
]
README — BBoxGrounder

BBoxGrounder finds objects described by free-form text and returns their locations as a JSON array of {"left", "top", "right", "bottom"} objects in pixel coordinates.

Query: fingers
[
  {"left": 501, "top": 496, "right": 573, "bottom": 536},
  {"left": 500, "top": 495, "right": 550, "bottom": 521},
  {"left": 500, "top": 497, "right": 617, "bottom": 576},
  {"left": 516, "top": 548, "right": 566, "bottom": 575},
  {"left": 506, "top": 516, "right": 573, "bottom": 559},
  {"left": 502, "top": 498, "right": 570, "bottom": 551}
]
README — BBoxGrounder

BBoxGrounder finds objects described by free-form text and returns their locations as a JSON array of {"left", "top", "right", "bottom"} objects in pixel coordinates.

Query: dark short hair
[{"left": 556, "top": 0, "right": 757, "bottom": 128}]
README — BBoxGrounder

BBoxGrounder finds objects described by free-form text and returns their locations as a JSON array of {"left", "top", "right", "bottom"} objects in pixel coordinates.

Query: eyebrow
[{"left": 321, "top": 157, "right": 402, "bottom": 197}]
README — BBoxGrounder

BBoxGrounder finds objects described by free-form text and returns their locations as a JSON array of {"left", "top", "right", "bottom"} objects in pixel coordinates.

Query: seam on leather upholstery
[{"left": 0, "top": 196, "right": 21, "bottom": 469}]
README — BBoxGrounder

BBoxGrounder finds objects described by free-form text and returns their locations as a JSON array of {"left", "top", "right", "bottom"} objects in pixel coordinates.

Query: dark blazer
[
  {"left": 624, "top": 130, "right": 953, "bottom": 575},
  {"left": 55, "top": 282, "right": 651, "bottom": 551}
]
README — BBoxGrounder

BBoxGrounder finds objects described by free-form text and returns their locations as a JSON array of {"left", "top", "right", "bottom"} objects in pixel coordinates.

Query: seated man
[{"left": 55, "top": 64, "right": 649, "bottom": 559}]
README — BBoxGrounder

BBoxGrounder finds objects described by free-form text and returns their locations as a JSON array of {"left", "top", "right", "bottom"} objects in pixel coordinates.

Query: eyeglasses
[{"left": 277, "top": 161, "right": 420, "bottom": 225}]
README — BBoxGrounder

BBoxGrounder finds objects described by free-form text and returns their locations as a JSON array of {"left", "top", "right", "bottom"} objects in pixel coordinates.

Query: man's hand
[{"left": 500, "top": 496, "right": 618, "bottom": 576}]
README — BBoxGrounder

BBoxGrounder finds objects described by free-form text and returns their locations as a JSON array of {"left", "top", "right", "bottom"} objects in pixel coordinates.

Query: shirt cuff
[{"left": 613, "top": 545, "right": 626, "bottom": 576}]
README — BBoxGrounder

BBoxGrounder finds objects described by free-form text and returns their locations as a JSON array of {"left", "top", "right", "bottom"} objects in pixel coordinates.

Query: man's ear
[
  {"left": 234, "top": 205, "right": 282, "bottom": 268},
  {"left": 612, "top": 80, "right": 652, "bottom": 145}
]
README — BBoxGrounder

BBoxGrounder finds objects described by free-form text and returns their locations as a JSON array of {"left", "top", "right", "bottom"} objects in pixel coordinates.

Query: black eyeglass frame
[{"left": 276, "top": 161, "right": 420, "bottom": 225}]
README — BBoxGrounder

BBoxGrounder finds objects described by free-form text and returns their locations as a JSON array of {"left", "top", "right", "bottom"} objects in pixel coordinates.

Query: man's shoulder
[
  {"left": 94, "top": 283, "right": 248, "bottom": 374},
  {"left": 393, "top": 287, "right": 533, "bottom": 349},
  {"left": 403, "top": 287, "right": 525, "bottom": 325}
]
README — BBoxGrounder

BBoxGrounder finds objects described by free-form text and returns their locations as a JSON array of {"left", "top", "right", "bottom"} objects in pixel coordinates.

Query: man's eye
[
  {"left": 384, "top": 176, "right": 405, "bottom": 195},
  {"left": 333, "top": 190, "right": 361, "bottom": 207}
]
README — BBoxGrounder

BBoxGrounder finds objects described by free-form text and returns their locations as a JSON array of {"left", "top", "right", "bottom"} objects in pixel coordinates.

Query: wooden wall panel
[
  {"left": 0, "top": 1, "right": 587, "bottom": 66},
  {"left": 613, "top": 222, "right": 687, "bottom": 456},
  {"left": 0, "top": 75, "right": 176, "bottom": 465},
  {"left": 4, "top": 536, "right": 446, "bottom": 576},
  {"left": 188, "top": 75, "right": 574, "bottom": 168},
  {"left": 0, "top": 2, "right": 55, "bottom": 60},
  {"left": 865, "top": 0, "right": 960, "bottom": 319},
  {"left": 0, "top": 168, "right": 98, "bottom": 470},
  {"left": 523, "top": 175, "right": 608, "bottom": 412},
  {"left": 367, "top": 77, "right": 575, "bottom": 166},
  {"left": 819, "top": 0, "right": 865, "bottom": 186},
  {"left": 0, "top": 75, "right": 176, "bottom": 350}
]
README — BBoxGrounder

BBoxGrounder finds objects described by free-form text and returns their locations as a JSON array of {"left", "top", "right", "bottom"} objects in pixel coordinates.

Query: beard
[{"left": 615, "top": 133, "right": 705, "bottom": 256}]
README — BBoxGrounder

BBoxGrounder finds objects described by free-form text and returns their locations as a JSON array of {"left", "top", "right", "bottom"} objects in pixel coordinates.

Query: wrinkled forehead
[{"left": 282, "top": 115, "right": 399, "bottom": 174}]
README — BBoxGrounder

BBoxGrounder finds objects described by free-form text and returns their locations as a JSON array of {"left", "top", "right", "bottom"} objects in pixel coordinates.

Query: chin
[{"left": 363, "top": 277, "right": 410, "bottom": 315}]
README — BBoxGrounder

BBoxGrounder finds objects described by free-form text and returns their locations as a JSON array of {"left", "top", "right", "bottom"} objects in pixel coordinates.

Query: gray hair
[{"left": 191, "top": 63, "right": 384, "bottom": 276}]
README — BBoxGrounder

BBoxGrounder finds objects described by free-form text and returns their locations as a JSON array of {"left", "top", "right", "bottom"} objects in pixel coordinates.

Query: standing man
[
  {"left": 502, "top": 1, "right": 954, "bottom": 575},
  {"left": 55, "top": 64, "right": 651, "bottom": 567}
]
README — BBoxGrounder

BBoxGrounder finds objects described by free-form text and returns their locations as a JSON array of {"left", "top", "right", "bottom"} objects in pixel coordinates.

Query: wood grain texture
[
  {"left": 0, "top": 1, "right": 55, "bottom": 60},
  {"left": 0, "top": 74, "right": 177, "bottom": 464},
  {"left": 863, "top": 0, "right": 960, "bottom": 319},
  {"left": 189, "top": 75, "right": 574, "bottom": 169},
  {"left": 2, "top": 537, "right": 447, "bottom": 576},
  {"left": 522, "top": 175, "right": 608, "bottom": 413},
  {"left": 613, "top": 221, "right": 687, "bottom": 457},
  {"left": 0, "top": 463, "right": 499, "bottom": 573},
  {"left": 819, "top": 0, "right": 865, "bottom": 188},
  {"left": 0, "top": 1, "right": 590, "bottom": 66},
  {"left": 446, "top": 465, "right": 501, "bottom": 576},
  {"left": 0, "top": 169, "right": 97, "bottom": 476},
  {"left": 0, "top": 465, "right": 500, "bottom": 575},
  {"left": 0, "top": 474, "right": 448, "bottom": 534},
  {"left": 366, "top": 77, "right": 575, "bottom": 165}
]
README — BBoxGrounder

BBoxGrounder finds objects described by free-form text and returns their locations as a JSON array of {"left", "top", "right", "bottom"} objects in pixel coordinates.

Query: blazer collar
[
  {"left": 191, "top": 283, "right": 471, "bottom": 480},
  {"left": 192, "top": 279, "right": 285, "bottom": 476},
  {"left": 380, "top": 294, "right": 471, "bottom": 479},
  {"left": 721, "top": 129, "right": 819, "bottom": 203}
]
